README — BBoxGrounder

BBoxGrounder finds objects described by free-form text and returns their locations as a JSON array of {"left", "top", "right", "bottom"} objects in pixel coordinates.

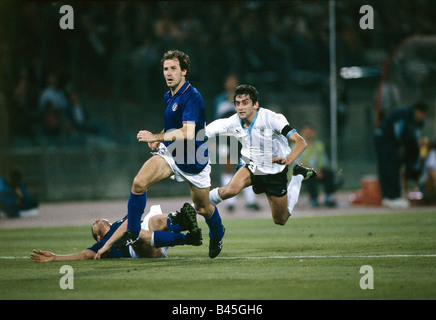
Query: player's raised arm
[{"left": 205, "top": 118, "right": 232, "bottom": 139}]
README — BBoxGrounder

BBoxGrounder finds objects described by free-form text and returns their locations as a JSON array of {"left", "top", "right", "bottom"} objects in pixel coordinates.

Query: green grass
[{"left": 1, "top": 211, "right": 436, "bottom": 300}]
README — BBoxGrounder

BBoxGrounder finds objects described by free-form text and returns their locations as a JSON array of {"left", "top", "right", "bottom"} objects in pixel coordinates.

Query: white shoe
[
  {"left": 19, "top": 208, "right": 39, "bottom": 218},
  {"left": 382, "top": 198, "right": 410, "bottom": 209}
]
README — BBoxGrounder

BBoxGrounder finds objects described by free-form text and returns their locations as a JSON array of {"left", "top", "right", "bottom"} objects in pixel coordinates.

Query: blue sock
[
  {"left": 167, "top": 218, "right": 183, "bottom": 233},
  {"left": 127, "top": 192, "right": 147, "bottom": 238},
  {"left": 206, "top": 205, "right": 224, "bottom": 240},
  {"left": 153, "top": 231, "right": 187, "bottom": 247}
]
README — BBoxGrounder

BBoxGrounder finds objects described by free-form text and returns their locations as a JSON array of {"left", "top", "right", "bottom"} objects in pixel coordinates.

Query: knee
[
  {"left": 273, "top": 213, "right": 290, "bottom": 226},
  {"left": 132, "top": 176, "right": 148, "bottom": 194},
  {"left": 194, "top": 202, "right": 214, "bottom": 218}
]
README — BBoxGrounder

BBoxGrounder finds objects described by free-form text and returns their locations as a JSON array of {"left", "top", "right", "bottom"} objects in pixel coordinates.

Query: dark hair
[
  {"left": 161, "top": 50, "right": 190, "bottom": 78},
  {"left": 233, "top": 84, "right": 258, "bottom": 104},
  {"left": 413, "top": 101, "right": 429, "bottom": 113}
]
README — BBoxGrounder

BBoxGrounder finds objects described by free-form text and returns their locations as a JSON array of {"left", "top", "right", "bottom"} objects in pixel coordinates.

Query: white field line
[{"left": 2, "top": 254, "right": 436, "bottom": 260}]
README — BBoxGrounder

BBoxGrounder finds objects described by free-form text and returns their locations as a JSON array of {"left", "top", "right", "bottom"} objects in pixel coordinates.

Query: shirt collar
[
  {"left": 170, "top": 80, "right": 191, "bottom": 97},
  {"left": 240, "top": 107, "right": 260, "bottom": 135}
]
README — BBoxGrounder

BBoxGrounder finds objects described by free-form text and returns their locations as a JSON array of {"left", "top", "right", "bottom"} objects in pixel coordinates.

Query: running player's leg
[
  {"left": 266, "top": 194, "right": 290, "bottom": 226},
  {"left": 189, "top": 183, "right": 225, "bottom": 258},
  {"left": 127, "top": 155, "right": 173, "bottom": 239},
  {"left": 209, "top": 167, "right": 252, "bottom": 205}
]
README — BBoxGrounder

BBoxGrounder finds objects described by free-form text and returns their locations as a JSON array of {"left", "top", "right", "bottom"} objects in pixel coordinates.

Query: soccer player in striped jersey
[{"left": 207, "top": 84, "right": 316, "bottom": 225}]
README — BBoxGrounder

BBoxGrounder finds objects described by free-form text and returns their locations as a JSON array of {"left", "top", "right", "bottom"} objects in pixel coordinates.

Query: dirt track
[{"left": 1, "top": 192, "right": 435, "bottom": 229}]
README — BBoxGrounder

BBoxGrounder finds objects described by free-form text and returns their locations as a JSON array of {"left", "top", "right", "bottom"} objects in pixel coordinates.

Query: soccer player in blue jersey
[
  {"left": 107, "top": 50, "right": 224, "bottom": 258},
  {"left": 30, "top": 204, "right": 200, "bottom": 262}
]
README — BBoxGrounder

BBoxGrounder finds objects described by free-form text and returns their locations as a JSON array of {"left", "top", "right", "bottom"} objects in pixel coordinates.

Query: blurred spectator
[
  {"left": 213, "top": 74, "right": 260, "bottom": 212},
  {"left": 419, "top": 138, "right": 436, "bottom": 204},
  {"left": 0, "top": 168, "right": 39, "bottom": 218},
  {"left": 374, "top": 102, "right": 429, "bottom": 208},
  {"left": 66, "top": 90, "right": 97, "bottom": 135},
  {"left": 9, "top": 67, "right": 39, "bottom": 138},
  {"left": 298, "top": 123, "right": 340, "bottom": 207},
  {"left": 39, "top": 73, "right": 68, "bottom": 113},
  {"left": 38, "top": 73, "right": 68, "bottom": 137}
]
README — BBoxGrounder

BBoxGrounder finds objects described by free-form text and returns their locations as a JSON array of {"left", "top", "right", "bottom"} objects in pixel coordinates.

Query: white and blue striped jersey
[{"left": 206, "top": 107, "right": 294, "bottom": 174}]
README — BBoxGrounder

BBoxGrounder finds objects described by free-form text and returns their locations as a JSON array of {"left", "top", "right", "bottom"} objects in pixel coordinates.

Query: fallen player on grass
[{"left": 30, "top": 203, "right": 201, "bottom": 262}]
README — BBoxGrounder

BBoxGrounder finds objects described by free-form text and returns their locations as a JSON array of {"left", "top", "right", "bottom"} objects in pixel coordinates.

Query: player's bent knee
[
  {"left": 273, "top": 214, "right": 290, "bottom": 226},
  {"left": 132, "top": 176, "right": 148, "bottom": 194}
]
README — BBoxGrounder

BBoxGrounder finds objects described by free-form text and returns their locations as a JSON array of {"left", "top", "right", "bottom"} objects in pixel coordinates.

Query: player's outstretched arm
[{"left": 30, "top": 249, "right": 95, "bottom": 262}]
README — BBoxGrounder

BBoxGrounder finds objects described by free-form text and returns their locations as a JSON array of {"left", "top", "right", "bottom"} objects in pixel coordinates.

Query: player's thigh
[
  {"left": 148, "top": 214, "right": 168, "bottom": 232},
  {"left": 133, "top": 155, "right": 173, "bottom": 191},
  {"left": 222, "top": 166, "right": 252, "bottom": 197},
  {"left": 133, "top": 237, "right": 162, "bottom": 258},
  {"left": 266, "top": 193, "right": 290, "bottom": 226}
]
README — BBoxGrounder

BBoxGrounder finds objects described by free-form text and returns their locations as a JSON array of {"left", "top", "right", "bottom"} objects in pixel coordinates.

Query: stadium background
[{"left": 0, "top": 0, "right": 435, "bottom": 202}]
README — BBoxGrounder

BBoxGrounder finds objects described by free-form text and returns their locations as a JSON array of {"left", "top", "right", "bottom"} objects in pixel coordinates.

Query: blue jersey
[
  {"left": 88, "top": 216, "right": 131, "bottom": 258},
  {"left": 163, "top": 81, "right": 209, "bottom": 174}
]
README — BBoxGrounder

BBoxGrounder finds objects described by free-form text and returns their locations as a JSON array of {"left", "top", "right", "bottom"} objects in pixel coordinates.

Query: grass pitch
[{"left": 1, "top": 211, "right": 436, "bottom": 300}]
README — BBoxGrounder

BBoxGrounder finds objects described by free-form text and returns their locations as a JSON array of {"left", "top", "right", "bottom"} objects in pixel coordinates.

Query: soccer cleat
[
  {"left": 180, "top": 203, "right": 200, "bottom": 234},
  {"left": 113, "top": 230, "right": 140, "bottom": 248},
  {"left": 209, "top": 227, "right": 225, "bottom": 259},
  {"left": 293, "top": 164, "right": 317, "bottom": 180},
  {"left": 168, "top": 210, "right": 182, "bottom": 226},
  {"left": 186, "top": 230, "right": 203, "bottom": 246}
]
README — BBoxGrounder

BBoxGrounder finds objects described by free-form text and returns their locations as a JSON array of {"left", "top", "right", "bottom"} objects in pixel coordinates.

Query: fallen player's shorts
[
  {"left": 153, "top": 143, "right": 211, "bottom": 189},
  {"left": 129, "top": 205, "right": 169, "bottom": 258}
]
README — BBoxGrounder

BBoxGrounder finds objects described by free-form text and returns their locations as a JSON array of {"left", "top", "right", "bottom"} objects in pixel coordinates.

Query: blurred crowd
[{"left": 1, "top": 0, "right": 436, "bottom": 147}]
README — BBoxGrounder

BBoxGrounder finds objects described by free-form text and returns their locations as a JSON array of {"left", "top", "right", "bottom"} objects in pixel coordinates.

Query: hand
[
  {"left": 94, "top": 245, "right": 110, "bottom": 260},
  {"left": 272, "top": 157, "right": 290, "bottom": 166},
  {"left": 148, "top": 141, "right": 160, "bottom": 150},
  {"left": 137, "top": 130, "right": 155, "bottom": 143},
  {"left": 30, "top": 249, "right": 55, "bottom": 263}
]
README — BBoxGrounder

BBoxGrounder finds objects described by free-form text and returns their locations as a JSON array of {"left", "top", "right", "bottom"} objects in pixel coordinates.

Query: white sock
[
  {"left": 287, "top": 174, "right": 303, "bottom": 215},
  {"left": 220, "top": 174, "right": 236, "bottom": 206},
  {"left": 150, "top": 232, "right": 155, "bottom": 247},
  {"left": 209, "top": 187, "right": 223, "bottom": 205}
]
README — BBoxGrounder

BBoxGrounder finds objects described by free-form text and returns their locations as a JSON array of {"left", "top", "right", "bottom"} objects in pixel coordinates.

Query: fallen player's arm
[
  {"left": 30, "top": 249, "right": 95, "bottom": 263},
  {"left": 94, "top": 219, "right": 128, "bottom": 260},
  {"left": 137, "top": 123, "right": 195, "bottom": 143},
  {"left": 272, "top": 131, "right": 307, "bottom": 166}
]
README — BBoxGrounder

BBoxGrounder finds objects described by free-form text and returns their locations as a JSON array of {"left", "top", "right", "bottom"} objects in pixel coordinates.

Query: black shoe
[
  {"left": 209, "top": 227, "right": 225, "bottom": 259},
  {"left": 167, "top": 210, "right": 181, "bottom": 225},
  {"left": 113, "top": 230, "right": 139, "bottom": 248},
  {"left": 180, "top": 203, "right": 200, "bottom": 233},
  {"left": 186, "top": 230, "right": 203, "bottom": 246},
  {"left": 293, "top": 163, "right": 317, "bottom": 180}
]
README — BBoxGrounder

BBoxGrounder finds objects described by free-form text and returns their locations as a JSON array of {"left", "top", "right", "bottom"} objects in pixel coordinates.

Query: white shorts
[
  {"left": 129, "top": 205, "right": 169, "bottom": 258},
  {"left": 154, "top": 143, "right": 211, "bottom": 189}
]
